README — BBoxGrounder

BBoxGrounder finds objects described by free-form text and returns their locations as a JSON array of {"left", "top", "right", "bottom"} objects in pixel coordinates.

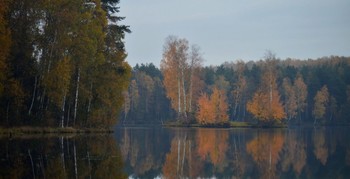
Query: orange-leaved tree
[
  {"left": 196, "top": 87, "right": 229, "bottom": 124},
  {"left": 312, "top": 85, "right": 329, "bottom": 124},
  {"left": 246, "top": 52, "right": 286, "bottom": 123}
]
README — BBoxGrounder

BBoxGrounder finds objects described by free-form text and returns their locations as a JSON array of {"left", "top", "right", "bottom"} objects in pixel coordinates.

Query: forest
[
  {"left": 0, "top": 0, "right": 130, "bottom": 128},
  {"left": 122, "top": 37, "right": 350, "bottom": 126},
  {"left": 1, "top": 1, "right": 349, "bottom": 128}
]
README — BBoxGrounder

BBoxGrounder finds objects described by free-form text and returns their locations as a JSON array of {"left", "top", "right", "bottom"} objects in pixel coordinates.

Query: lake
[{"left": 1, "top": 127, "right": 350, "bottom": 178}]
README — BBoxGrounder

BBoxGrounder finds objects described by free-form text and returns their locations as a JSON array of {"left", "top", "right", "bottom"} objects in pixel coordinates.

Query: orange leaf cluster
[
  {"left": 196, "top": 87, "right": 229, "bottom": 124},
  {"left": 247, "top": 89, "right": 285, "bottom": 122}
]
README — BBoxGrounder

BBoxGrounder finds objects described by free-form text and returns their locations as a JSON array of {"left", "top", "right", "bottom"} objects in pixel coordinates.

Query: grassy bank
[
  {"left": 0, "top": 127, "right": 114, "bottom": 136},
  {"left": 163, "top": 121, "right": 287, "bottom": 128}
]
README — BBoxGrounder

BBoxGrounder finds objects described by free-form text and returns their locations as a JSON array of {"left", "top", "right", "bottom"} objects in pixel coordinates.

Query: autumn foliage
[
  {"left": 161, "top": 36, "right": 204, "bottom": 120},
  {"left": 196, "top": 87, "right": 229, "bottom": 125},
  {"left": 312, "top": 85, "right": 329, "bottom": 123},
  {"left": 247, "top": 55, "right": 286, "bottom": 123}
]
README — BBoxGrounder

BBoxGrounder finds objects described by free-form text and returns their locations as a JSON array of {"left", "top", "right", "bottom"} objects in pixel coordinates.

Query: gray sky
[{"left": 119, "top": 0, "right": 350, "bottom": 67}]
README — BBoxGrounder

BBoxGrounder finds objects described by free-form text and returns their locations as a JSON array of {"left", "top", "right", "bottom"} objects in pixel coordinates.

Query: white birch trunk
[
  {"left": 189, "top": 58, "right": 194, "bottom": 113},
  {"left": 28, "top": 76, "right": 37, "bottom": 115},
  {"left": 61, "top": 94, "right": 66, "bottom": 128},
  {"left": 181, "top": 68, "right": 187, "bottom": 117},
  {"left": 178, "top": 77, "right": 181, "bottom": 115},
  {"left": 73, "top": 68, "right": 80, "bottom": 126},
  {"left": 66, "top": 104, "right": 70, "bottom": 127},
  {"left": 270, "top": 83, "right": 273, "bottom": 107},
  {"left": 87, "top": 82, "right": 92, "bottom": 113},
  {"left": 6, "top": 102, "right": 9, "bottom": 124},
  {"left": 189, "top": 73, "right": 193, "bottom": 112}
]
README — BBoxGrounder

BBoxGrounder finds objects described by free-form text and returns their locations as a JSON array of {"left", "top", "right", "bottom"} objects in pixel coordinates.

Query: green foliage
[{"left": 0, "top": 0, "right": 131, "bottom": 127}]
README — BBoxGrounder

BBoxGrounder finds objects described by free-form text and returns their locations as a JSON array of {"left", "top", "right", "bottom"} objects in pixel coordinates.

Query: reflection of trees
[
  {"left": 118, "top": 127, "right": 350, "bottom": 178},
  {"left": 229, "top": 130, "right": 249, "bottom": 178},
  {"left": 313, "top": 129, "right": 328, "bottom": 165},
  {"left": 0, "top": 136, "right": 126, "bottom": 179},
  {"left": 196, "top": 129, "right": 229, "bottom": 168},
  {"left": 162, "top": 129, "right": 229, "bottom": 178},
  {"left": 246, "top": 130, "right": 284, "bottom": 179},
  {"left": 162, "top": 132, "right": 203, "bottom": 178},
  {"left": 281, "top": 130, "right": 307, "bottom": 176},
  {"left": 119, "top": 128, "right": 166, "bottom": 177}
]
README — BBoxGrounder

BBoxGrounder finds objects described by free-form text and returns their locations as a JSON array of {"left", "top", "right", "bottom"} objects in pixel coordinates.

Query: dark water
[
  {"left": 0, "top": 134, "right": 126, "bottom": 179},
  {"left": 1, "top": 127, "right": 350, "bottom": 178}
]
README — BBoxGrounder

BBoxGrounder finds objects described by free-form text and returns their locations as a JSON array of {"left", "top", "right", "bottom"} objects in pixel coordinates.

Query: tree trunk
[
  {"left": 233, "top": 88, "right": 240, "bottom": 120},
  {"left": 189, "top": 83, "right": 193, "bottom": 113},
  {"left": 270, "top": 83, "right": 273, "bottom": 106},
  {"left": 87, "top": 82, "right": 92, "bottom": 113},
  {"left": 6, "top": 102, "right": 9, "bottom": 125},
  {"left": 61, "top": 94, "right": 66, "bottom": 128},
  {"left": 189, "top": 65, "right": 194, "bottom": 113},
  {"left": 177, "top": 77, "right": 181, "bottom": 115},
  {"left": 73, "top": 68, "right": 80, "bottom": 126},
  {"left": 67, "top": 104, "right": 71, "bottom": 127},
  {"left": 181, "top": 68, "right": 187, "bottom": 118},
  {"left": 28, "top": 76, "right": 37, "bottom": 115}
]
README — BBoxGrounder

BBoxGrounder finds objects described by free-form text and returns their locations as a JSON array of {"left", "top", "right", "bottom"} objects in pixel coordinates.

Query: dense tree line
[
  {"left": 201, "top": 54, "right": 350, "bottom": 125},
  {"left": 124, "top": 37, "right": 350, "bottom": 125},
  {"left": 0, "top": 0, "right": 130, "bottom": 127},
  {"left": 121, "top": 63, "right": 173, "bottom": 124}
]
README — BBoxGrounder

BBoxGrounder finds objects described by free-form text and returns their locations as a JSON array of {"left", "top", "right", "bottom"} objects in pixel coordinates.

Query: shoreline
[
  {"left": 162, "top": 121, "right": 287, "bottom": 129},
  {"left": 0, "top": 127, "right": 114, "bottom": 137}
]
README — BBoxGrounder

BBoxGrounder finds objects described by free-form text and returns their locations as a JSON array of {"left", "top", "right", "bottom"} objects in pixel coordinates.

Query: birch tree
[
  {"left": 231, "top": 61, "right": 247, "bottom": 121},
  {"left": 294, "top": 74, "right": 307, "bottom": 121},
  {"left": 313, "top": 85, "right": 329, "bottom": 124},
  {"left": 282, "top": 77, "right": 297, "bottom": 121},
  {"left": 161, "top": 36, "right": 203, "bottom": 121},
  {"left": 247, "top": 52, "right": 286, "bottom": 123}
]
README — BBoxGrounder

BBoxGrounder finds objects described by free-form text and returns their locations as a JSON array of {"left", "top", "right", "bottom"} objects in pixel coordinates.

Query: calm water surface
[
  {"left": 1, "top": 127, "right": 350, "bottom": 178},
  {"left": 116, "top": 127, "right": 350, "bottom": 178}
]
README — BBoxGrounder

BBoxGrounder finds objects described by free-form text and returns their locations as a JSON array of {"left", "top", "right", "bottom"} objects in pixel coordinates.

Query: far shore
[
  {"left": 0, "top": 127, "right": 114, "bottom": 137},
  {"left": 162, "top": 121, "right": 287, "bottom": 128}
]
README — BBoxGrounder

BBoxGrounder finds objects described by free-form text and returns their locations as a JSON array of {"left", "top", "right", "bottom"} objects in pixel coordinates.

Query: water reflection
[
  {"left": 116, "top": 127, "right": 350, "bottom": 178},
  {"left": 0, "top": 135, "right": 126, "bottom": 179}
]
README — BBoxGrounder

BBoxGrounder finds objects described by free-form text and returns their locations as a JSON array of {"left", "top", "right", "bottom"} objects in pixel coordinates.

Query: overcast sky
[{"left": 119, "top": 0, "right": 350, "bottom": 67}]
